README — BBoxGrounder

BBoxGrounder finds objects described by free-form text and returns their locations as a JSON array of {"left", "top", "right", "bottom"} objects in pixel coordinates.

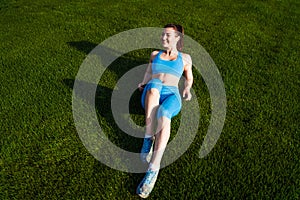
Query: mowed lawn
[{"left": 1, "top": 0, "right": 299, "bottom": 199}]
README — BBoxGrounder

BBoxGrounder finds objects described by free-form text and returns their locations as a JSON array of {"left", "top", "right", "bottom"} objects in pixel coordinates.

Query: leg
[
  {"left": 141, "top": 79, "right": 163, "bottom": 137},
  {"left": 150, "top": 92, "right": 181, "bottom": 170},
  {"left": 144, "top": 88, "right": 160, "bottom": 137},
  {"left": 137, "top": 87, "right": 181, "bottom": 198},
  {"left": 140, "top": 79, "right": 163, "bottom": 163},
  {"left": 140, "top": 88, "right": 160, "bottom": 163},
  {"left": 150, "top": 116, "right": 171, "bottom": 170},
  {"left": 137, "top": 116, "right": 171, "bottom": 198},
  {"left": 137, "top": 86, "right": 162, "bottom": 197}
]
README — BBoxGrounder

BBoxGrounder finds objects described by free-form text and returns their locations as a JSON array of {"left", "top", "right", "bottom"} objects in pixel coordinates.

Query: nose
[{"left": 162, "top": 33, "right": 167, "bottom": 40}]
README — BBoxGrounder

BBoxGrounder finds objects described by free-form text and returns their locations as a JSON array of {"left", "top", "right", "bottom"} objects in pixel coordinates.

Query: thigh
[
  {"left": 141, "top": 79, "right": 163, "bottom": 109},
  {"left": 157, "top": 93, "right": 182, "bottom": 119}
]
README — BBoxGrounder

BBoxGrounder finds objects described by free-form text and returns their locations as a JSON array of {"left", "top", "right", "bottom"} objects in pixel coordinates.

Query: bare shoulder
[
  {"left": 181, "top": 52, "right": 192, "bottom": 66},
  {"left": 150, "top": 50, "right": 160, "bottom": 61},
  {"left": 151, "top": 50, "right": 160, "bottom": 56}
]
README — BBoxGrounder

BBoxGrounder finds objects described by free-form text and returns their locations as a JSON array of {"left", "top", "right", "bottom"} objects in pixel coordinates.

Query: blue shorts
[{"left": 141, "top": 79, "right": 182, "bottom": 119}]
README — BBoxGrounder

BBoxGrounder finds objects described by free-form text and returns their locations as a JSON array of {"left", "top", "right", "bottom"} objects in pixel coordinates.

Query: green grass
[{"left": 1, "top": 0, "right": 299, "bottom": 199}]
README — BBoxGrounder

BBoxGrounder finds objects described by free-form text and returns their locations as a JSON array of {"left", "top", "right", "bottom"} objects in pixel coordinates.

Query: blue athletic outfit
[{"left": 141, "top": 50, "right": 184, "bottom": 119}]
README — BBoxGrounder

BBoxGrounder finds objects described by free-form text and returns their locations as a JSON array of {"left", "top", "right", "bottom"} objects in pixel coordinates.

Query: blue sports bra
[{"left": 151, "top": 50, "right": 184, "bottom": 78}]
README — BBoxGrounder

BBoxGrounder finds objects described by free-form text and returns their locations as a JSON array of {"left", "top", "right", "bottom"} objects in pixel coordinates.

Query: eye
[{"left": 162, "top": 33, "right": 171, "bottom": 36}]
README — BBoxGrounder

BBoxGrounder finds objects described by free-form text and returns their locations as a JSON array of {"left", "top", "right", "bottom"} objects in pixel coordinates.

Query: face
[{"left": 161, "top": 27, "right": 180, "bottom": 49}]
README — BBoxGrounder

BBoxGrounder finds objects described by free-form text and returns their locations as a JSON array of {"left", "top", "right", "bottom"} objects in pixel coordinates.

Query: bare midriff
[{"left": 152, "top": 73, "right": 180, "bottom": 87}]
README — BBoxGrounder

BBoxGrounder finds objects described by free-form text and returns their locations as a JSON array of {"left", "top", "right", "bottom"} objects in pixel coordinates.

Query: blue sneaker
[
  {"left": 140, "top": 137, "right": 154, "bottom": 163},
  {"left": 136, "top": 169, "right": 159, "bottom": 198}
]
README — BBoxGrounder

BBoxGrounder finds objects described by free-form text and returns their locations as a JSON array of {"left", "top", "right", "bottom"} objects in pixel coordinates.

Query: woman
[{"left": 136, "top": 24, "right": 193, "bottom": 198}]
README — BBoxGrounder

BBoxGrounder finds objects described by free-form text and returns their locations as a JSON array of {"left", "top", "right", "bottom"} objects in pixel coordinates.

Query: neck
[{"left": 165, "top": 48, "right": 178, "bottom": 56}]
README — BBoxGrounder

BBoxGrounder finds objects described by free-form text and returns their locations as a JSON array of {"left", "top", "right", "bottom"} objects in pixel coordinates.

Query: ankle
[{"left": 148, "top": 163, "right": 160, "bottom": 171}]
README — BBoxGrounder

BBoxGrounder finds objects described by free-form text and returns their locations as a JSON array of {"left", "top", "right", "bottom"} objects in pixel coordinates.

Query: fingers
[
  {"left": 185, "top": 94, "right": 192, "bottom": 101},
  {"left": 183, "top": 90, "right": 192, "bottom": 101},
  {"left": 138, "top": 83, "right": 145, "bottom": 92},
  {"left": 184, "top": 94, "right": 192, "bottom": 101}
]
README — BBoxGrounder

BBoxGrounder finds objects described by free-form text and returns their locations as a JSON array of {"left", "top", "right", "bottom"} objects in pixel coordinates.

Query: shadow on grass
[
  {"left": 63, "top": 78, "right": 144, "bottom": 150},
  {"left": 65, "top": 40, "right": 155, "bottom": 195},
  {"left": 64, "top": 77, "right": 148, "bottom": 194},
  {"left": 67, "top": 41, "right": 97, "bottom": 55}
]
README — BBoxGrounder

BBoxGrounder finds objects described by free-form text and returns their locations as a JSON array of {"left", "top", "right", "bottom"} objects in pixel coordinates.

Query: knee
[
  {"left": 157, "top": 106, "right": 170, "bottom": 120},
  {"left": 146, "top": 117, "right": 152, "bottom": 125},
  {"left": 147, "top": 88, "right": 160, "bottom": 97}
]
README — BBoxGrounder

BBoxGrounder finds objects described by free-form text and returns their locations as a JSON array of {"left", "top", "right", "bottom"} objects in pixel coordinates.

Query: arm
[
  {"left": 138, "top": 51, "right": 159, "bottom": 91},
  {"left": 182, "top": 54, "right": 193, "bottom": 101},
  {"left": 139, "top": 63, "right": 152, "bottom": 86}
]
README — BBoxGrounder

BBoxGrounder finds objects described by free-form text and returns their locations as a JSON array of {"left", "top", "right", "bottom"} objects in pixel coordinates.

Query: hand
[
  {"left": 182, "top": 88, "right": 192, "bottom": 101},
  {"left": 138, "top": 83, "right": 146, "bottom": 92}
]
